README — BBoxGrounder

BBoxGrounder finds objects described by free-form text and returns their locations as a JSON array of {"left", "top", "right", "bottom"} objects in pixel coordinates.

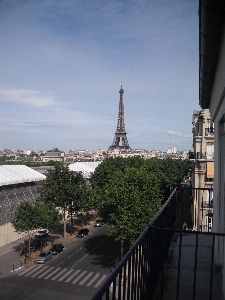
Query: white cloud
[
  {"left": 0, "top": 0, "right": 198, "bottom": 151},
  {"left": 0, "top": 90, "right": 55, "bottom": 107},
  {"left": 167, "top": 130, "right": 182, "bottom": 136}
]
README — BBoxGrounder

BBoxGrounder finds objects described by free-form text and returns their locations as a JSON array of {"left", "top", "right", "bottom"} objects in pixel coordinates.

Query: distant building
[
  {"left": 24, "top": 149, "right": 32, "bottom": 156},
  {"left": 167, "top": 147, "right": 176, "bottom": 154},
  {"left": 42, "top": 148, "right": 64, "bottom": 163}
]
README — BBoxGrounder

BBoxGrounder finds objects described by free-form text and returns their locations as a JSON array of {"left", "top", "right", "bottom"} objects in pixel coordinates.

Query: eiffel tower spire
[{"left": 109, "top": 85, "right": 131, "bottom": 150}]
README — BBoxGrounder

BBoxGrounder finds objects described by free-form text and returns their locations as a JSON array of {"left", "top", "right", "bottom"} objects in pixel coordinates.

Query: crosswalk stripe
[
  {"left": 25, "top": 266, "right": 41, "bottom": 277},
  {"left": 72, "top": 271, "right": 87, "bottom": 284},
  {"left": 38, "top": 267, "right": 55, "bottom": 278},
  {"left": 44, "top": 267, "right": 61, "bottom": 279},
  {"left": 18, "top": 265, "right": 36, "bottom": 276},
  {"left": 94, "top": 274, "right": 107, "bottom": 288},
  {"left": 65, "top": 270, "right": 81, "bottom": 283},
  {"left": 79, "top": 272, "right": 94, "bottom": 285},
  {"left": 31, "top": 266, "right": 48, "bottom": 277},
  {"left": 86, "top": 273, "right": 100, "bottom": 286},
  {"left": 58, "top": 269, "right": 74, "bottom": 281},
  {"left": 51, "top": 268, "right": 68, "bottom": 280},
  {"left": 17, "top": 265, "right": 108, "bottom": 289}
]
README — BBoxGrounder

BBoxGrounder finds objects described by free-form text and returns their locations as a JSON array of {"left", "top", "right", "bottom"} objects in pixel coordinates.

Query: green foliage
[
  {"left": 144, "top": 158, "right": 191, "bottom": 200},
  {"left": 45, "top": 160, "right": 63, "bottom": 167},
  {"left": 89, "top": 156, "right": 191, "bottom": 244},
  {"left": 11, "top": 201, "right": 61, "bottom": 234},
  {"left": 11, "top": 200, "right": 60, "bottom": 258},
  {"left": 34, "top": 199, "right": 62, "bottom": 228},
  {"left": 11, "top": 201, "right": 41, "bottom": 234},
  {"left": 98, "top": 167, "right": 163, "bottom": 242},
  {"left": 38, "top": 164, "right": 86, "bottom": 237},
  {"left": 90, "top": 156, "right": 146, "bottom": 189}
]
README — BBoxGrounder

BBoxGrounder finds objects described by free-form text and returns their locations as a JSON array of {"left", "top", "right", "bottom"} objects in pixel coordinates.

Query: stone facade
[{"left": 191, "top": 109, "right": 214, "bottom": 231}]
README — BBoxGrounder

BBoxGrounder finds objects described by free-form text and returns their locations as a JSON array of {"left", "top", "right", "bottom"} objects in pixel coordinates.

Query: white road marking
[
  {"left": 38, "top": 267, "right": 55, "bottom": 278},
  {"left": 72, "top": 271, "right": 87, "bottom": 284},
  {"left": 76, "top": 247, "right": 82, "bottom": 252},
  {"left": 31, "top": 266, "right": 48, "bottom": 277},
  {"left": 86, "top": 273, "right": 100, "bottom": 286},
  {"left": 55, "top": 260, "right": 64, "bottom": 267},
  {"left": 65, "top": 270, "right": 81, "bottom": 283},
  {"left": 25, "top": 266, "right": 41, "bottom": 277},
  {"left": 58, "top": 268, "right": 74, "bottom": 281},
  {"left": 51, "top": 268, "right": 68, "bottom": 280},
  {"left": 94, "top": 274, "right": 107, "bottom": 288},
  {"left": 44, "top": 267, "right": 61, "bottom": 279},
  {"left": 79, "top": 272, "right": 94, "bottom": 285},
  {"left": 70, "top": 237, "right": 108, "bottom": 269},
  {"left": 18, "top": 265, "right": 37, "bottom": 276}
]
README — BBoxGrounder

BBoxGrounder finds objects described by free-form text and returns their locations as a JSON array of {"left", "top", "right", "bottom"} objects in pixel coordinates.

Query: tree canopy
[
  {"left": 89, "top": 156, "right": 191, "bottom": 246},
  {"left": 11, "top": 201, "right": 41, "bottom": 234},
  {"left": 11, "top": 200, "right": 60, "bottom": 258},
  {"left": 98, "top": 167, "right": 163, "bottom": 242},
  {"left": 38, "top": 163, "right": 86, "bottom": 238}
]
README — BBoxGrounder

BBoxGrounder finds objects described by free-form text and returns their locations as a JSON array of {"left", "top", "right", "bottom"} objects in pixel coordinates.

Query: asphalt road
[{"left": 0, "top": 225, "right": 118, "bottom": 300}]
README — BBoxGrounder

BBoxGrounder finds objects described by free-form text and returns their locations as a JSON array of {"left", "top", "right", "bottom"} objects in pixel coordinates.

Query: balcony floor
[{"left": 154, "top": 233, "right": 224, "bottom": 300}]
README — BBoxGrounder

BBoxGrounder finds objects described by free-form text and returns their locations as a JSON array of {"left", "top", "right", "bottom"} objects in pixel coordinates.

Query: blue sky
[{"left": 0, "top": 0, "right": 199, "bottom": 152}]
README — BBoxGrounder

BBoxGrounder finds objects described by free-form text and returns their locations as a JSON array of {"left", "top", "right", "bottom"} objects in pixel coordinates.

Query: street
[{"left": 0, "top": 225, "right": 118, "bottom": 300}]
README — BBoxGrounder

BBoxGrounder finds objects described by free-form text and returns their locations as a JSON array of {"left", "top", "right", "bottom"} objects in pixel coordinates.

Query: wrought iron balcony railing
[{"left": 91, "top": 186, "right": 224, "bottom": 300}]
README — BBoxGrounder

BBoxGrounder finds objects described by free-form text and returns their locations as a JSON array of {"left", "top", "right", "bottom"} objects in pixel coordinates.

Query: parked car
[
  {"left": 94, "top": 220, "right": 103, "bottom": 227},
  {"left": 35, "top": 229, "right": 49, "bottom": 238},
  {"left": 50, "top": 243, "right": 64, "bottom": 255},
  {"left": 35, "top": 251, "right": 53, "bottom": 264},
  {"left": 29, "top": 239, "right": 42, "bottom": 251},
  {"left": 77, "top": 228, "right": 89, "bottom": 238}
]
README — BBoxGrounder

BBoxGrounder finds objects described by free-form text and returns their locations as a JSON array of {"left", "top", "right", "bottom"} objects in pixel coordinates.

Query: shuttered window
[{"left": 206, "top": 161, "right": 214, "bottom": 178}]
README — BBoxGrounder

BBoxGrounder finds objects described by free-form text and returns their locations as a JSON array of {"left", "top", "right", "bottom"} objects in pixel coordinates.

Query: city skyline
[{"left": 1, "top": 1, "right": 199, "bottom": 152}]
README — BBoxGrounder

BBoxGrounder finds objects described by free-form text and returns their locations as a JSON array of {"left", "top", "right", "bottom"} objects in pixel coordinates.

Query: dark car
[
  {"left": 29, "top": 239, "right": 42, "bottom": 251},
  {"left": 77, "top": 228, "right": 89, "bottom": 238},
  {"left": 50, "top": 243, "right": 64, "bottom": 255}
]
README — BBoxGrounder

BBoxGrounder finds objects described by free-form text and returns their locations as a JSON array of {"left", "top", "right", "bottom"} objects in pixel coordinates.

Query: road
[{"left": 0, "top": 225, "right": 118, "bottom": 300}]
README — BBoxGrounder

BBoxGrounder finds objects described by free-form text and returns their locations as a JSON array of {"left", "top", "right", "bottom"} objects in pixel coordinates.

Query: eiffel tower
[{"left": 109, "top": 85, "right": 131, "bottom": 150}]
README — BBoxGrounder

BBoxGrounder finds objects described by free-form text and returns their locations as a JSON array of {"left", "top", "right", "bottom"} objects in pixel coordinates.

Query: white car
[
  {"left": 35, "top": 229, "right": 49, "bottom": 238},
  {"left": 35, "top": 251, "right": 53, "bottom": 264},
  {"left": 94, "top": 220, "right": 103, "bottom": 227}
]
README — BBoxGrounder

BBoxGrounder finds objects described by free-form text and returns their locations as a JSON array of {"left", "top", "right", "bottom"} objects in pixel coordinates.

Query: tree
[
  {"left": 45, "top": 160, "right": 62, "bottom": 167},
  {"left": 11, "top": 201, "right": 60, "bottom": 258},
  {"left": 90, "top": 156, "right": 146, "bottom": 189},
  {"left": 38, "top": 164, "right": 86, "bottom": 238},
  {"left": 89, "top": 156, "right": 191, "bottom": 257},
  {"left": 95, "top": 167, "right": 163, "bottom": 256},
  {"left": 34, "top": 199, "right": 62, "bottom": 229}
]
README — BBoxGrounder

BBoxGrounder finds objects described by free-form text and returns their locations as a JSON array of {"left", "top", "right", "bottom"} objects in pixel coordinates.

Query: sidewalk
[
  {"left": 0, "top": 233, "right": 69, "bottom": 278},
  {"left": 0, "top": 214, "right": 97, "bottom": 278}
]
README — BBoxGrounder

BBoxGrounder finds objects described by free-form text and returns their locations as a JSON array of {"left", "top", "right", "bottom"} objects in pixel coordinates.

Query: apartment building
[
  {"left": 199, "top": 0, "right": 225, "bottom": 294},
  {"left": 191, "top": 109, "right": 214, "bottom": 231}
]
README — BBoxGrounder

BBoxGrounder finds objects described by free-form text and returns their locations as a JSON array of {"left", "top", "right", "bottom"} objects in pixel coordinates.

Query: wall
[
  {"left": 209, "top": 22, "right": 225, "bottom": 296},
  {"left": 0, "top": 222, "right": 27, "bottom": 247}
]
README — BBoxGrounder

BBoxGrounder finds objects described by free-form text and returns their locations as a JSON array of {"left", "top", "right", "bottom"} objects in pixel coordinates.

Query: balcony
[
  {"left": 205, "top": 128, "right": 214, "bottom": 137},
  {"left": 91, "top": 186, "right": 224, "bottom": 300}
]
